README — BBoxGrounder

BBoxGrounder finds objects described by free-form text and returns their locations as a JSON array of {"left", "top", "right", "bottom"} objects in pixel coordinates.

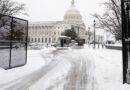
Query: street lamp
[
  {"left": 93, "top": 20, "right": 96, "bottom": 48},
  {"left": 88, "top": 27, "right": 91, "bottom": 45}
]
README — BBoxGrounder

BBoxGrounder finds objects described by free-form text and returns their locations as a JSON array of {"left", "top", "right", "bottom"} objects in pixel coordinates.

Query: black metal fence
[
  {"left": 0, "top": 14, "right": 28, "bottom": 69},
  {"left": 122, "top": 0, "right": 130, "bottom": 84},
  {"left": 105, "top": 45, "right": 122, "bottom": 50}
]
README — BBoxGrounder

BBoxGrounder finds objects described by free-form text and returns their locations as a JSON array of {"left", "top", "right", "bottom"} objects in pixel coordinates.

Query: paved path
[{"left": 0, "top": 59, "right": 59, "bottom": 90}]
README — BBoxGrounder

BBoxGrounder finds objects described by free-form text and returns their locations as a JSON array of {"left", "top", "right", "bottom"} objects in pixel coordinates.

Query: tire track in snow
[{"left": 63, "top": 50, "right": 97, "bottom": 90}]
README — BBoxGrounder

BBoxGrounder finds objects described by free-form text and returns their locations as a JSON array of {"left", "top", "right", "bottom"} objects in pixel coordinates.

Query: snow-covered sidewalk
[{"left": 0, "top": 47, "right": 55, "bottom": 90}]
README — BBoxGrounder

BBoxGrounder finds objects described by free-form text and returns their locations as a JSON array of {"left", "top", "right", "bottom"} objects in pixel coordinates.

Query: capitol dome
[{"left": 64, "top": 0, "right": 82, "bottom": 22}]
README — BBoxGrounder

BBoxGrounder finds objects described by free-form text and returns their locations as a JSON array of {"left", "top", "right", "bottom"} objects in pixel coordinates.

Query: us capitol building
[{"left": 28, "top": 0, "right": 104, "bottom": 46}]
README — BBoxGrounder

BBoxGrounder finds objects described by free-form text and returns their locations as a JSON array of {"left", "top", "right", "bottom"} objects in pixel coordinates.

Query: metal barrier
[{"left": 0, "top": 14, "right": 28, "bottom": 69}]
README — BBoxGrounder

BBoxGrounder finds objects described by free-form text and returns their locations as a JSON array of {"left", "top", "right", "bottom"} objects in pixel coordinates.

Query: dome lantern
[
  {"left": 64, "top": 0, "right": 83, "bottom": 22},
  {"left": 71, "top": 0, "right": 75, "bottom": 7}
]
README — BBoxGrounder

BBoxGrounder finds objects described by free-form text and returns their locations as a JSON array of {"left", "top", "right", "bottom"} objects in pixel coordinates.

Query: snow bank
[
  {"left": 106, "top": 44, "right": 122, "bottom": 47},
  {"left": 0, "top": 48, "right": 55, "bottom": 89},
  {"left": 84, "top": 45, "right": 130, "bottom": 90}
]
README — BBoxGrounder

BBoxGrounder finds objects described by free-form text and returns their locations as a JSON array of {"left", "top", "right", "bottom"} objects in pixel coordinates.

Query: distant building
[
  {"left": 28, "top": 0, "right": 104, "bottom": 46},
  {"left": 28, "top": 0, "right": 87, "bottom": 46}
]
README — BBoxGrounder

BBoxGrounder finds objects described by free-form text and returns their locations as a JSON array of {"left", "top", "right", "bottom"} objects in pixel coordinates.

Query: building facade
[
  {"left": 28, "top": 0, "right": 87, "bottom": 46},
  {"left": 28, "top": 0, "right": 104, "bottom": 46}
]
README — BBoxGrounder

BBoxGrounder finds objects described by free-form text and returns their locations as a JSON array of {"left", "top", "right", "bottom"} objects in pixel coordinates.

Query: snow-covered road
[
  {"left": 28, "top": 50, "right": 71, "bottom": 90},
  {"left": 63, "top": 50, "right": 95, "bottom": 90},
  {"left": 28, "top": 49, "right": 96, "bottom": 90}
]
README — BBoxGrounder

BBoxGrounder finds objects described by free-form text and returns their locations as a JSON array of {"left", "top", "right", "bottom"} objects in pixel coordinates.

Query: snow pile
[{"left": 106, "top": 44, "right": 122, "bottom": 47}]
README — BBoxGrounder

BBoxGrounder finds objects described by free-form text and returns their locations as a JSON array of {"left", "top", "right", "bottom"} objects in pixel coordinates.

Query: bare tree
[
  {"left": 0, "top": 0, "right": 27, "bottom": 16},
  {"left": 92, "top": 0, "right": 121, "bottom": 40},
  {"left": 0, "top": 0, "right": 27, "bottom": 41}
]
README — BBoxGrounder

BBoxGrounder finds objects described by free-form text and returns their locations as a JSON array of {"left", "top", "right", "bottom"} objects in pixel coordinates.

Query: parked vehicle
[
  {"left": 77, "top": 39, "right": 85, "bottom": 46},
  {"left": 72, "top": 43, "right": 84, "bottom": 49},
  {"left": 29, "top": 45, "right": 39, "bottom": 50}
]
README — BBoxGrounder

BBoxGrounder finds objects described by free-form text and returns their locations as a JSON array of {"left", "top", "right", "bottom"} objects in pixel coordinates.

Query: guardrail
[{"left": 105, "top": 45, "right": 122, "bottom": 50}]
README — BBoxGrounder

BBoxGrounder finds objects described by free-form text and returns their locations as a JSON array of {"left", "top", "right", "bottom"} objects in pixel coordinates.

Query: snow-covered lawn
[{"left": 84, "top": 45, "right": 130, "bottom": 90}]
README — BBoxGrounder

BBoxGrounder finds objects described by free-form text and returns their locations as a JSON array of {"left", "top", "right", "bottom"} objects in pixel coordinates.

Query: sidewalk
[{"left": 0, "top": 48, "right": 55, "bottom": 90}]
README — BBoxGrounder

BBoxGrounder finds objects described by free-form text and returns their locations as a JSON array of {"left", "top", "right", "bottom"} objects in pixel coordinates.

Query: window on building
[
  {"left": 45, "top": 38, "right": 47, "bottom": 43},
  {"left": 35, "top": 26, "right": 37, "bottom": 30},
  {"left": 32, "top": 38, "right": 33, "bottom": 42},
  {"left": 42, "top": 38, "right": 44, "bottom": 43},
  {"left": 39, "top": 38, "right": 40, "bottom": 42},
  {"left": 35, "top": 38, "right": 37, "bottom": 42},
  {"left": 49, "top": 38, "right": 51, "bottom": 43},
  {"left": 39, "top": 26, "right": 41, "bottom": 29}
]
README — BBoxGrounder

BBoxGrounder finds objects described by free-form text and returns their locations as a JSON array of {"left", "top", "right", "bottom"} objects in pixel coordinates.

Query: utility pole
[
  {"left": 122, "top": 0, "right": 130, "bottom": 84},
  {"left": 93, "top": 20, "right": 96, "bottom": 48}
]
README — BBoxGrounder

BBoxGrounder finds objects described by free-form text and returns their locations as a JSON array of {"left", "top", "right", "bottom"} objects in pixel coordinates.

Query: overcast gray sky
[{"left": 15, "top": 0, "right": 106, "bottom": 29}]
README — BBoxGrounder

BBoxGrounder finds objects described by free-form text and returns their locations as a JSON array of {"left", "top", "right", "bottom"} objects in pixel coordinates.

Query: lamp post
[
  {"left": 88, "top": 27, "right": 91, "bottom": 45},
  {"left": 93, "top": 20, "right": 96, "bottom": 48}
]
